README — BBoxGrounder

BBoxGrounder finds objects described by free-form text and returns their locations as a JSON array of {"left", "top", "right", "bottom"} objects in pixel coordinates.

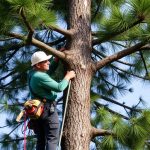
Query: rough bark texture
[
  {"left": 62, "top": 66, "right": 93, "bottom": 150},
  {"left": 62, "top": 0, "right": 93, "bottom": 150}
]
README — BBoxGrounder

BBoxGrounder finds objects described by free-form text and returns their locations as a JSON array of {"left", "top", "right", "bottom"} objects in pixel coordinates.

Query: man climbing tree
[
  {"left": 28, "top": 51, "right": 75, "bottom": 150},
  {"left": 0, "top": 0, "right": 150, "bottom": 149}
]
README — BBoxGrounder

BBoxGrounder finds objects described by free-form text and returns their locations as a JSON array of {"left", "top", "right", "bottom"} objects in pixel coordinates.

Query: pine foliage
[{"left": 0, "top": 0, "right": 150, "bottom": 149}]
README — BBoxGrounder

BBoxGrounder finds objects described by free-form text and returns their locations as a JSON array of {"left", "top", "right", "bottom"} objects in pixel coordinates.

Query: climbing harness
[{"left": 58, "top": 80, "right": 71, "bottom": 150}]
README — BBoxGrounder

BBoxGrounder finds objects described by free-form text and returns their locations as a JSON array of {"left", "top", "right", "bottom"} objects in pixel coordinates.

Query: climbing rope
[
  {"left": 23, "top": 112, "right": 27, "bottom": 150},
  {"left": 58, "top": 80, "right": 71, "bottom": 150}
]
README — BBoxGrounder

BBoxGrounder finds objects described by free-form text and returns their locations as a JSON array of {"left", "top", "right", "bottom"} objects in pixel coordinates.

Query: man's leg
[
  {"left": 35, "top": 119, "right": 46, "bottom": 150},
  {"left": 44, "top": 110, "right": 59, "bottom": 150}
]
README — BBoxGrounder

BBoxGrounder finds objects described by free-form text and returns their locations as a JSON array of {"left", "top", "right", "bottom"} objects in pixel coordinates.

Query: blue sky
[
  {"left": 109, "top": 78, "right": 150, "bottom": 116},
  {"left": 121, "top": 79, "right": 150, "bottom": 107}
]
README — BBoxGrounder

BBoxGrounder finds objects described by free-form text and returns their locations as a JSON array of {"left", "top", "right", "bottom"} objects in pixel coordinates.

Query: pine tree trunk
[
  {"left": 62, "top": 0, "right": 93, "bottom": 149},
  {"left": 62, "top": 68, "right": 93, "bottom": 150}
]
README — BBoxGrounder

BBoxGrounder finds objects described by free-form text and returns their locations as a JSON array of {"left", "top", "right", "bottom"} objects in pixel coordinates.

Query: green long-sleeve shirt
[{"left": 28, "top": 58, "right": 68, "bottom": 102}]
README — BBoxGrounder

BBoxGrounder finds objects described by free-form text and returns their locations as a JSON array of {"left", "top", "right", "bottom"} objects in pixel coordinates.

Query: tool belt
[
  {"left": 24, "top": 99, "right": 44, "bottom": 119},
  {"left": 16, "top": 99, "right": 45, "bottom": 122},
  {"left": 25, "top": 99, "right": 56, "bottom": 118},
  {"left": 16, "top": 99, "right": 57, "bottom": 122}
]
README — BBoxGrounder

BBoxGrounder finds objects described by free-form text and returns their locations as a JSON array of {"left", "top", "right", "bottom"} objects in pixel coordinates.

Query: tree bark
[
  {"left": 62, "top": 0, "right": 93, "bottom": 149},
  {"left": 62, "top": 66, "right": 93, "bottom": 150}
]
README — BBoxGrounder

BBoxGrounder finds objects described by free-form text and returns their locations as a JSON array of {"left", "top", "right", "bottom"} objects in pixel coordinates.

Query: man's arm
[
  {"left": 39, "top": 73, "right": 69, "bottom": 92},
  {"left": 39, "top": 70, "right": 75, "bottom": 92}
]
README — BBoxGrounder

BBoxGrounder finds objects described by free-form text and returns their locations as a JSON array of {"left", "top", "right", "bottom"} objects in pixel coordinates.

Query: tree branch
[
  {"left": 92, "top": 48, "right": 135, "bottom": 67},
  {"left": 139, "top": 51, "right": 149, "bottom": 76},
  {"left": 0, "top": 102, "right": 23, "bottom": 107},
  {"left": 0, "top": 42, "right": 25, "bottom": 52},
  {"left": 141, "top": 44, "right": 150, "bottom": 50},
  {"left": 92, "top": 19, "right": 144, "bottom": 45},
  {"left": 94, "top": 101, "right": 129, "bottom": 120},
  {"left": 0, "top": 135, "right": 35, "bottom": 144},
  {"left": 0, "top": 74, "right": 21, "bottom": 89},
  {"left": 100, "top": 95, "right": 141, "bottom": 112},
  {"left": 47, "top": 37, "right": 66, "bottom": 46},
  {"left": 48, "top": 25, "right": 73, "bottom": 37},
  {"left": 112, "top": 64, "right": 150, "bottom": 80},
  {"left": 0, "top": 37, "right": 15, "bottom": 41},
  {"left": 7, "top": 33, "right": 66, "bottom": 60},
  {"left": 20, "top": 7, "right": 34, "bottom": 43},
  {"left": 32, "top": 38, "right": 66, "bottom": 59},
  {"left": 0, "top": 43, "right": 23, "bottom": 68},
  {"left": 2, "top": 123, "right": 23, "bottom": 142},
  {"left": 0, "top": 71, "right": 16, "bottom": 82},
  {"left": 91, "top": 0, "right": 102, "bottom": 22},
  {"left": 94, "top": 42, "right": 145, "bottom": 71},
  {"left": 91, "top": 126, "right": 112, "bottom": 139}
]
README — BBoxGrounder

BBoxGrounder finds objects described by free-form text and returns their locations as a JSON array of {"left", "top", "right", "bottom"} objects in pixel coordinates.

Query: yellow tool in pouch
[
  {"left": 16, "top": 99, "right": 44, "bottom": 122},
  {"left": 24, "top": 99, "right": 44, "bottom": 119}
]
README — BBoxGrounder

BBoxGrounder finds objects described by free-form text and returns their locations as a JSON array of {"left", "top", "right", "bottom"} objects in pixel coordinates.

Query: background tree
[{"left": 0, "top": 0, "right": 150, "bottom": 149}]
